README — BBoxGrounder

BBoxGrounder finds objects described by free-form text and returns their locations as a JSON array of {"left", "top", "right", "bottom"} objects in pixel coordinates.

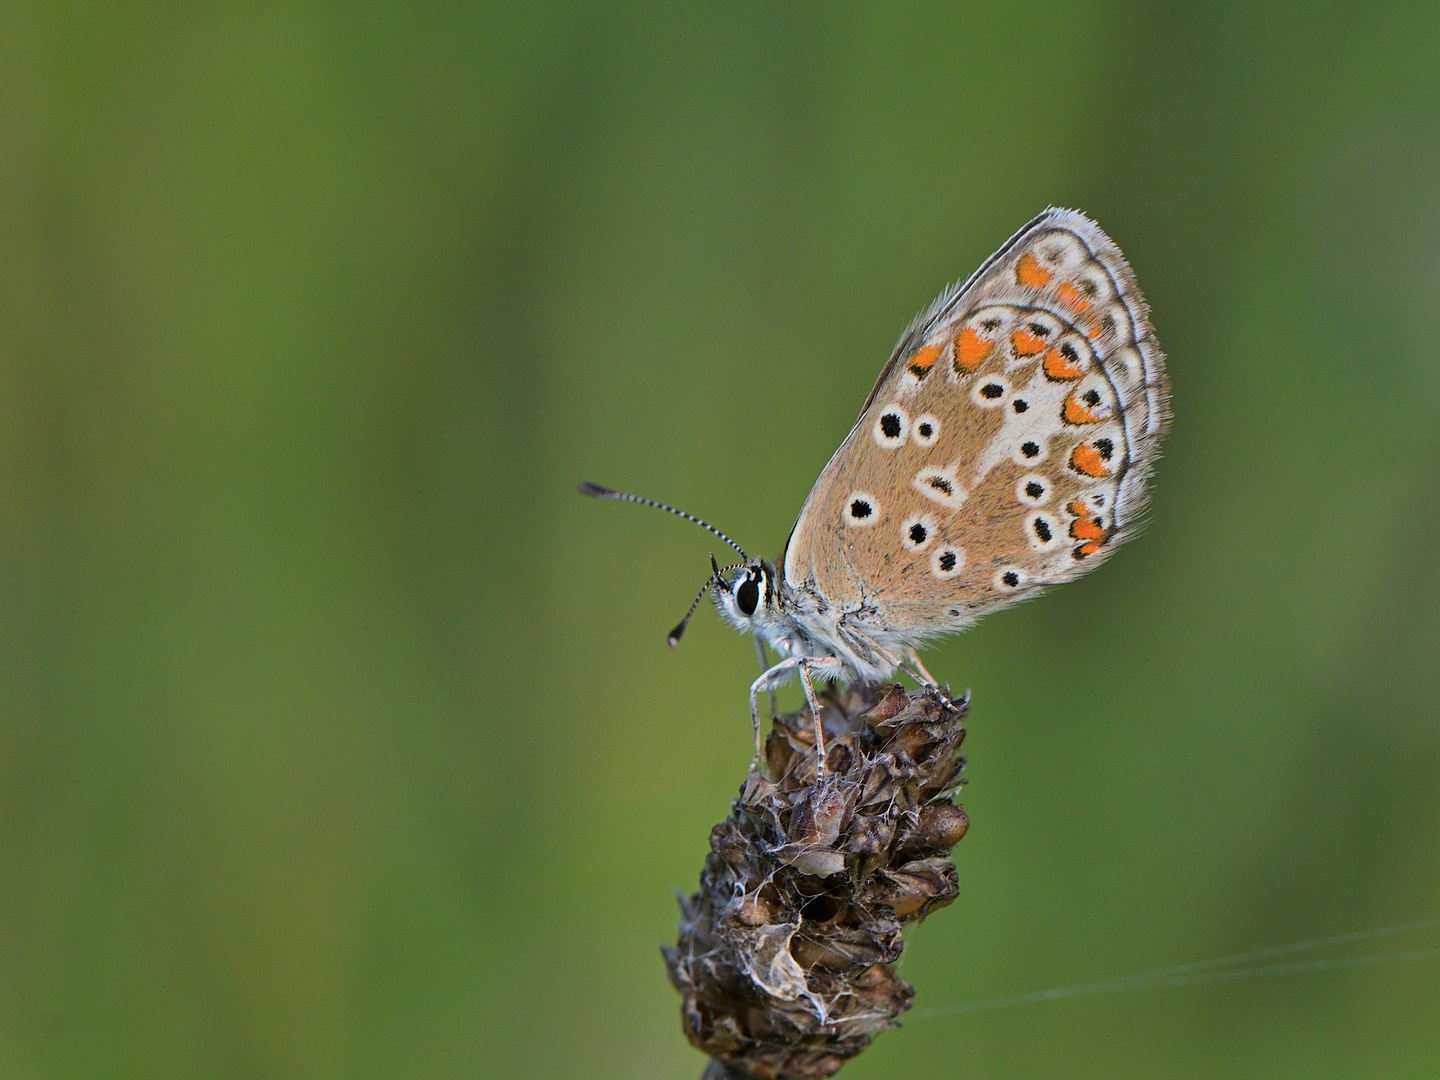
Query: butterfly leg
[
  {"left": 750, "top": 657, "right": 801, "bottom": 768},
  {"left": 841, "top": 626, "right": 960, "bottom": 713},
  {"left": 797, "top": 656, "right": 845, "bottom": 770},
  {"left": 892, "top": 646, "right": 963, "bottom": 713},
  {"left": 754, "top": 636, "right": 778, "bottom": 717},
  {"left": 906, "top": 647, "right": 942, "bottom": 688}
]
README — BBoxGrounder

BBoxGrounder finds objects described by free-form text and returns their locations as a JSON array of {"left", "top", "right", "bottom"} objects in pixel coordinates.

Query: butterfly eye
[{"left": 736, "top": 575, "right": 760, "bottom": 617}]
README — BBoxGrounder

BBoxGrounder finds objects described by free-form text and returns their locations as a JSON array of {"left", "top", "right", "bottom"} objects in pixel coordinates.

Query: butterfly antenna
[
  {"left": 578, "top": 482, "right": 748, "bottom": 559},
  {"left": 667, "top": 554, "right": 745, "bottom": 647}
]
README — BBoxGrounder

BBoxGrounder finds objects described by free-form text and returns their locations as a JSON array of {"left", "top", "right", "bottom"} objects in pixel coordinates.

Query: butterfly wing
[{"left": 782, "top": 208, "right": 1169, "bottom": 642}]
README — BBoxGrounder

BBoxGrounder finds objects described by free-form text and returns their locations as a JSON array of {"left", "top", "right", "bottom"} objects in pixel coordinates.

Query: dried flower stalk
[{"left": 664, "top": 683, "right": 969, "bottom": 1079}]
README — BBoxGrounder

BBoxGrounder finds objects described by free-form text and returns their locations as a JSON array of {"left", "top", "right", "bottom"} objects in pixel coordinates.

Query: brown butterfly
[{"left": 584, "top": 208, "right": 1169, "bottom": 763}]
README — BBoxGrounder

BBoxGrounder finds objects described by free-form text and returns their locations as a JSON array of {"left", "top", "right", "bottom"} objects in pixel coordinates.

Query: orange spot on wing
[
  {"left": 953, "top": 327, "right": 992, "bottom": 372},
  {"left": 908, "top": 343, "right": 941, "bottom": 376},
  {"left": 1011, "top": 329, "right": 1047, "bottom": 356},
  {"left": 1042, "top": 349, "right": 1083, "bottom": 380},
  {"left": 1015, "top": 252, "right": 1052, "bottom": 289},
  {"left": 1069, "top": 443, "right": 1110, "bottom": 477},
  {"left": 1067, "top": 497, "right": 1108, "bottom": 555},
  {"left": 1062, "top": 392, "right": 1103, "bottom": 425},
  {"left": 1057, "top": 281, "right": 1091, "bottom": 313}
]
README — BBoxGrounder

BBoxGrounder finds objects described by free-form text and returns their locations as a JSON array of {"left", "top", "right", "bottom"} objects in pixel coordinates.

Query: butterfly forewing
[{"left": 783, "top": 208, "right": 1169, "bottom": 639}]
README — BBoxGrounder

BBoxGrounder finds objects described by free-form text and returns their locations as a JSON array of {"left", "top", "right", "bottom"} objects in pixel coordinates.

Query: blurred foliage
[{"left": 0, "top": 3, "right": 1438, "bottom": 1078}]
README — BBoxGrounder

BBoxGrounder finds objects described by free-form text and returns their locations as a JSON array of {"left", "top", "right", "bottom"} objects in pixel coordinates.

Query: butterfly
[{"left": 583, "top": 208, "right": 1169, "bottom": 765}]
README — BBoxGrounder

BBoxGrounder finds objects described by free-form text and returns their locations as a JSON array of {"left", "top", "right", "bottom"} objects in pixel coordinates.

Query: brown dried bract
[{"left": 664, "top": 684, "right": 969, "bottom": 1079}]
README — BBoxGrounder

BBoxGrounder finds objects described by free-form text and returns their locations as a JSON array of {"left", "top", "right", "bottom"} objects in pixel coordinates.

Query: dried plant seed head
[{"left": 664, "top": 683, "right": 969, "bottom": 1079}]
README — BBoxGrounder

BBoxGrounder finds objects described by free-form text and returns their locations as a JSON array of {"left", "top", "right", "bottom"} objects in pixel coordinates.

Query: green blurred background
[{"left": 1, "top": 3, "right": 1438, "bottom": 1077}]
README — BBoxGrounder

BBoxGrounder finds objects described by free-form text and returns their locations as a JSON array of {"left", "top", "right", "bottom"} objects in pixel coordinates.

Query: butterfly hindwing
[{"left": 782, "top": 208, "right": 1169, "bottom": 639}]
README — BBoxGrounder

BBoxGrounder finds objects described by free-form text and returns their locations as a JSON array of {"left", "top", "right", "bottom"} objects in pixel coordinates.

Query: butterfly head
[
  {"left": 712, "top": 560, "right": 777, "bottom": 631},
  {"left": 578, "top": 482, "right": 784, "bottom": 647}
]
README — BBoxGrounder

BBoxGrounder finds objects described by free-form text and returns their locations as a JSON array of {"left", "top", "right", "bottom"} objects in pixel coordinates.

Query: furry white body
[
  {"left": 710, "top": 559, "right": 941, "bottom": 760},
  {"left": 712, "top": 562, "right": 909, "bottom": 686}
]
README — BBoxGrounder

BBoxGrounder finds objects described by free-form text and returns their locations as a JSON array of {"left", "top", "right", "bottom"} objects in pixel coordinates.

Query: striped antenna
[
  {"left": 578, "top": 482, "right": 748, "bottom": 559},
  {"left": 667, "top": 553, "right": 744, "bottom": 647}
]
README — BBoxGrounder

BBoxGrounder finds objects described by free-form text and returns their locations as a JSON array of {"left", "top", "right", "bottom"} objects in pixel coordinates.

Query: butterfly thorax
[{"left": 712, "top": 560, "right": 905, "bottom": 684}]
